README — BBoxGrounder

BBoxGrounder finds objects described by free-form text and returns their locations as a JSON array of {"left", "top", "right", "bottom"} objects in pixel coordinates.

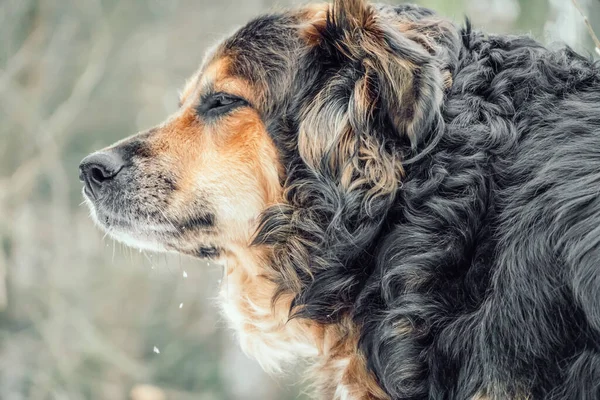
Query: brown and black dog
[{"left": 80, "top": 1, "right": 600, "bottom": 399}]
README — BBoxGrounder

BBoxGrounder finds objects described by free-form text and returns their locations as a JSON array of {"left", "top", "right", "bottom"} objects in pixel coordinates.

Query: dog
[{"left": 79, "top": 0, "right": 600, "bottom": 398}]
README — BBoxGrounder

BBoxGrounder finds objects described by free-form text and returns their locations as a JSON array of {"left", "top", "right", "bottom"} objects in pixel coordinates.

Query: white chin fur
[
  {"left": 86, "top": 197, "right": 169, "bottom": 253},
  {"left": 108, "top": 230, "right": 168, "bottom": 253}
]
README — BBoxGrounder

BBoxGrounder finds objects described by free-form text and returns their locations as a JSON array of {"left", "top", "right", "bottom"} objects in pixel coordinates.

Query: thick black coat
[
  {"left": 245, "top": 4, "right": 600, "bottom": 399},
  {"left": 356, "top": 24, "right": 600, "bottom": 400}
]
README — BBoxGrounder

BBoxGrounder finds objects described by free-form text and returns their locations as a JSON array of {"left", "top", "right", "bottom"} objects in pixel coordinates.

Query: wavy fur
[
  {"left": 250, "top": 1, "right": 600, "bottom": 399},
  {"left": 84, "top": 1, "right": 600, "bottom": 398}
]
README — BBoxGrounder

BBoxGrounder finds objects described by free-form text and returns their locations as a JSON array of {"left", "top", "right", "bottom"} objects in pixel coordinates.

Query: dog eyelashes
[{"left": 197, "top": 92, "right": 248, "bottom": 119}]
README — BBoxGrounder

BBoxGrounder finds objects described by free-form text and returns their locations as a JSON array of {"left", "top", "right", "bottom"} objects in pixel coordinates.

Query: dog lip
[
  {"left": 82, "top": 181, "right": 110, "bottom": 202},
  {"left": 179, "top": 213, "right": 215, "bottom": 231},
  {"left": 192, "top": 246, "right": 221, "bottom": 259},
  {"left": 82, "top": 185, "right": 94, "bottom": 199},
  {"left": 94, "top": 209, "right": 188, "bottom": 235},
  {"left": 87, "top": 198, "right": 215, "bottom": 237}
]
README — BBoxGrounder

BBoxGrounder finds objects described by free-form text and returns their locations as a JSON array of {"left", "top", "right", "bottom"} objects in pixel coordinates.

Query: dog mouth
[
  {"left": 78, "top": 148, "right": 223, "bottom": 259},
  {"left": 83, "top": 189, "right": 220, "bottom": 258}
]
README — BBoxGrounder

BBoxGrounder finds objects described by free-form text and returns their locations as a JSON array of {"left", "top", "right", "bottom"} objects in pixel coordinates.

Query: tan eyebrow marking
[
  {"left": 179, "top": 56, "right": 231, "bottom": 108},
  {"left": 180, "top": 74, "right": 201, "bottom": 108},
  {"left": 214, "top": 77, "right": 257, "bottom": 105},
  {"left": 180, "top": 55, "right": 261, "bottom": 114}
]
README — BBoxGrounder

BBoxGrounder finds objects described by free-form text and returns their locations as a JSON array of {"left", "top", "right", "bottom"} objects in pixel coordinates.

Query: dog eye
[{"left": 198, "top": 93, "right": 247, "bottom": 118}]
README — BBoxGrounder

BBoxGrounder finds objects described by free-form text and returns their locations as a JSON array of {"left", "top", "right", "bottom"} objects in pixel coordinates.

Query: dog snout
[{"left": 79, "top": 151, "right": 126, "bottom": 199}]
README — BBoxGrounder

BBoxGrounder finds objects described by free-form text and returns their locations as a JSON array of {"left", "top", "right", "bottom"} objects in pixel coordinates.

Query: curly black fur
[{"left": 233, "top": 1, "right": 600, "bottom": 398}]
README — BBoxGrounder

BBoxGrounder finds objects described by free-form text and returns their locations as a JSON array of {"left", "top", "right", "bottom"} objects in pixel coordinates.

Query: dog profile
[{"left": 79, "top": 0, "right": 600, "bottom": 398}]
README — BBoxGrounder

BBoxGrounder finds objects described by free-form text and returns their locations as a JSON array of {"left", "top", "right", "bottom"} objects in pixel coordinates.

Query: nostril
[
  {"left": 79, "top": 151, "right": 126, "bottom": 198},
  {"left": 90, "top": 164, "right": 112, "bottom": 184}
]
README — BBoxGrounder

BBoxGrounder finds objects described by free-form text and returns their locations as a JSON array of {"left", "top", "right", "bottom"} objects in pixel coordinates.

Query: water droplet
[
  {"left": 153, "top": 346, "right": 160, "bottom": 354},
  {"left": 183, "top": 271, "right": 188, "bottom": 278},
  {"left": 179, "top": 303, "right": 183, "bottom": 309}
]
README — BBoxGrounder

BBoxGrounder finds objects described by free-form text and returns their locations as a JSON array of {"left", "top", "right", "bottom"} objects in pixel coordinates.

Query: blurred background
[{"left": 0, "top": 0, "right": 598, "bottom": 399}]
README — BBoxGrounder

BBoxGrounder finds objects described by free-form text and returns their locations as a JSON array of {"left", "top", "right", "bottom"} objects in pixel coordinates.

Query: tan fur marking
[
  {"left": 298, "top": 3, "right": 331, "bottom": 46},
  {"left": 219, "top": 245, "right": 389, "bottom": 399},
  {"left": 179, "top": 57, "right": 231, "bottom": 107},
  {"left": 219, "top": 246, "right": 318, "bottom": 371},
  {"left": 310, "top": 321, "right": 390, "bottom": 400},
  {"left": 180, "top": 74, "right": 200, "bottom": 108},
  {"left": 442, "top": 70, "right": 453, "bottom": 89},
  {"left": 141, "top": 55, "right": 282, "bottom": 257}
]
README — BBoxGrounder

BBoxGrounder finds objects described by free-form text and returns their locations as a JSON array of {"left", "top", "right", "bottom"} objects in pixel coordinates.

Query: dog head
[
  {"left": 79, "top": 51, "right": 283, "bottom": 259},
  {"left": 80, "top": 0, "right": 459, "bottom": 288}
]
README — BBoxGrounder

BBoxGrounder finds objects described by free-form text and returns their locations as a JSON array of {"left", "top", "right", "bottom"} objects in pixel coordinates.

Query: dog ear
[
  {"left": 253, "top": 1, "right": 459, "bottom": 323},
  {"left": 299, "top": 0, "right": 453, "bottom": 188}
]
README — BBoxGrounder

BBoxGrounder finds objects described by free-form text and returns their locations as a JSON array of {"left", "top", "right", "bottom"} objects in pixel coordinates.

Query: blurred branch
[
  {"left": 0, "top": 26, "right": 45, "bottom": 93},
  {"left": 0, "top": 246, "right": 7, "bottom": 311},
  {"left": 571, "top": 0, "right": 600, "bottom": 56},
  {"left": 33, "top": 291, "right": 147, "bottom": 379},
  {"left": 0, "top": 0, "right": 114, "bottom": 205},
  {"left": 72, "top": 307, "right": 148, "bottom": 379}
]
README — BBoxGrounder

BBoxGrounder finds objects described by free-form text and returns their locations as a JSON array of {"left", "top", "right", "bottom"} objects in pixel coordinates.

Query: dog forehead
[
  {"left": 180, "top": 56, "right": 226, "bottom": 103},
  {"left": 222, "top": 12, "right": 311, "bottom": 87},
  {"left": 181, "top": 4, "right": 347, "bottom": 109},
  {"left": 181, "top": 14, "right": 300, "bottom": 102}
]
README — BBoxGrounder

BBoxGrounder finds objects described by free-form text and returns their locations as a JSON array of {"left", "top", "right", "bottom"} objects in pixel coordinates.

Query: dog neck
[
  {"left": 218, "top": 244, "right": 320, "bottom": 371},
  {"left": 218, "top": 244, "right": 389, "bottom": 399}
]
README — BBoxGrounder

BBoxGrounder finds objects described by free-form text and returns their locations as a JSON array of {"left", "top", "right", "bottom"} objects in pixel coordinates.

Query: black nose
[{"left": 79, "top": 151, "right": 125, "bottom": 199}]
